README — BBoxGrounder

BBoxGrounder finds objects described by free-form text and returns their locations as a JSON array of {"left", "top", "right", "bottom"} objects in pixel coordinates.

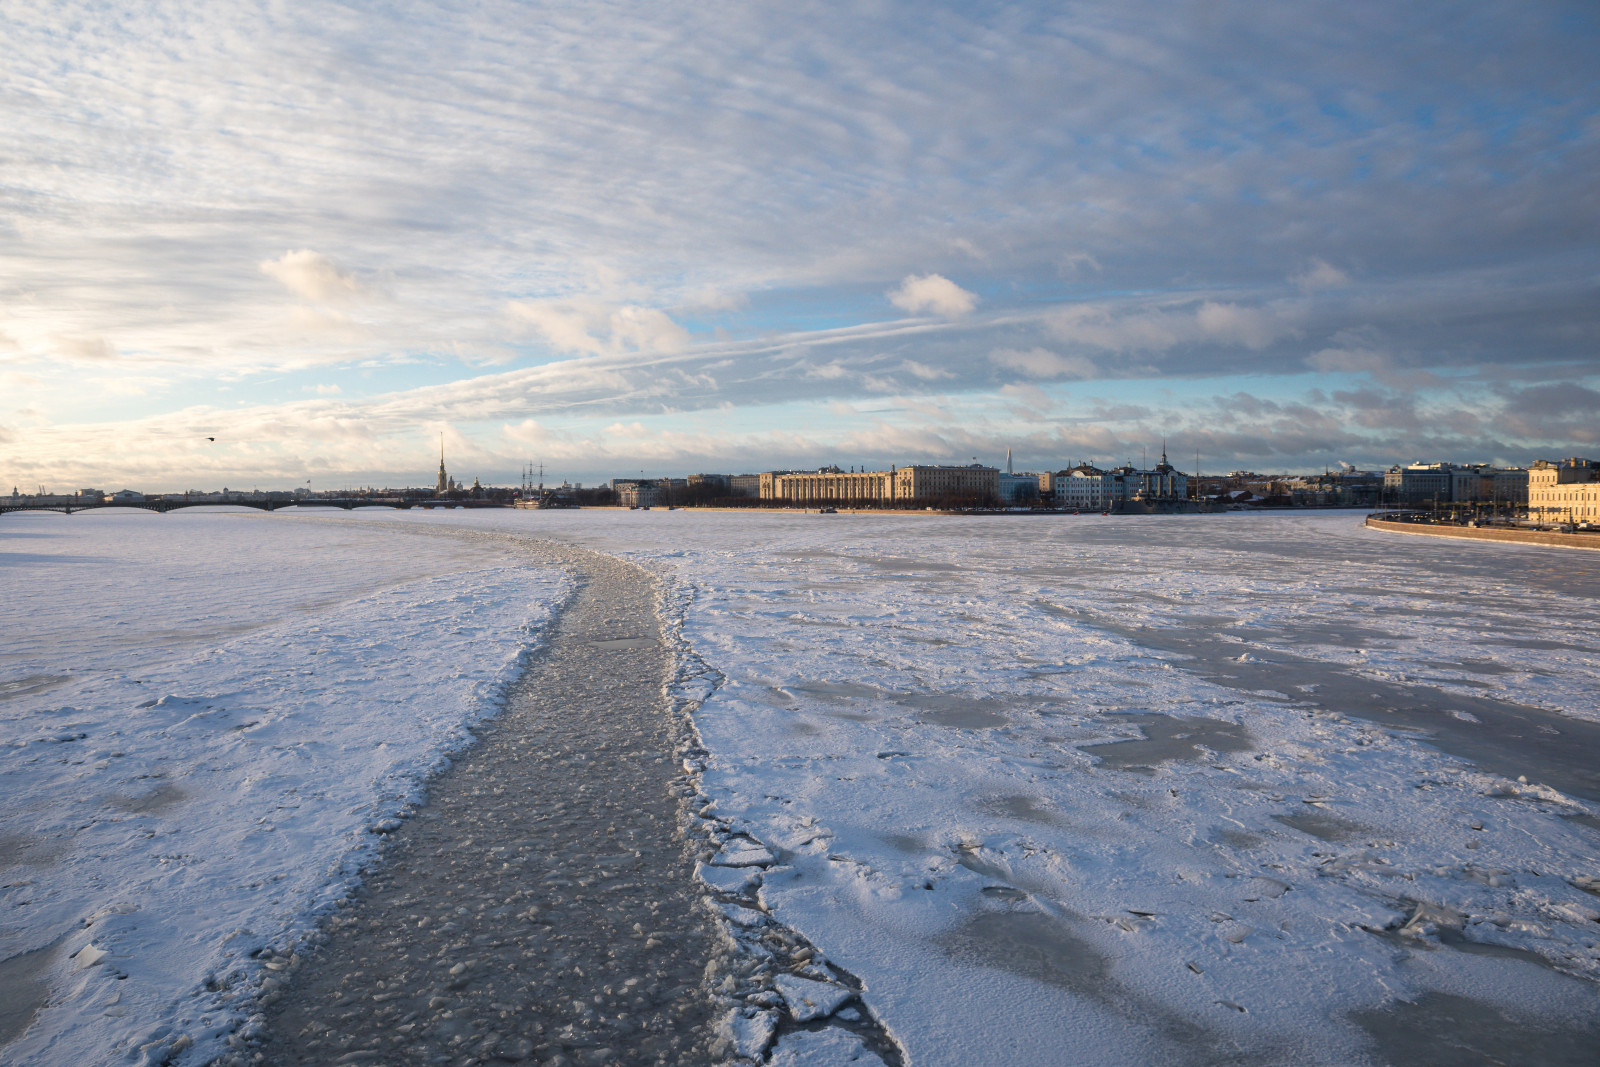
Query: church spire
[{"left": 436, "top": 432, "right": 449, "bottom": 495}]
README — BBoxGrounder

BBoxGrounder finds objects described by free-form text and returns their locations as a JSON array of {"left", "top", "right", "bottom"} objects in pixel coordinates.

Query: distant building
[
  {"left": 1384, "top": 462, "right": 1454, "bottom": 505},
  {"left": 759, "top": 464, "right": 999, "bottom": 505},
  {"left": 1055, "top": 464, "right": 1111, "bottom": 509},
  {"left": 995, "top": 448, "right": 1038, "bottom": 503},
  {"left": 997, "top": 472, "right": 1040, "bottom": 504},
  {"left": 687, "top": 473, "right": 730, "bottom": 493},
  {"left": 890, "top": 464, "right": 998, "bottom": 504},
  {"left": 613, "top": 478, "right": 661, "bottom": 506},
  {"left": 1460, "top": 466, "right": 1528, "bottom": 505},
  {"left": 1053, "top": 452, "right": 1188, "bottom": 509},
  {"left": 1384, "top": 462, "right": 1527, "bottom": 506},
  {"left": 1116, "top": 449, "right": 1187, "bottom": 504},
  {"left": 108, "top": 489, "right": 145, "bottom": 503},
  {"left": 761, "top": 467, "right": 896, "bottom": 505},
  {"left": 1529, "top": 458, "right": 1600, "bottom": 524},
  {"left": 612, "top": 478, "right": 685, "bottom": 506},
  {"left": 435, "top": 436, "right": 458, "bottom": 496},
  {"left": 728, "top": 474, "right": 762, "bottom": 498}
]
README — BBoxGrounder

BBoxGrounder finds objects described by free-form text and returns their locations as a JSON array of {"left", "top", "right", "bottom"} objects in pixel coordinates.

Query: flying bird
[{"left": 204, "top": 436, "right": 215, "bottom": 442}]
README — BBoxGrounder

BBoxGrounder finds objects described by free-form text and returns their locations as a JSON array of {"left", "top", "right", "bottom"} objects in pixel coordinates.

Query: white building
[
  {"left": 1054, "top": 451, "right": 1188, "bottom": 509},
  {"left": 1054, "top": 464, "right": 1112, "bottom": 509}
]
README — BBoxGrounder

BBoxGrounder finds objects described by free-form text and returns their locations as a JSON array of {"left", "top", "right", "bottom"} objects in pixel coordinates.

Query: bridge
[{"left": 0, "top": 498, "right": 512, "bottom": 516}]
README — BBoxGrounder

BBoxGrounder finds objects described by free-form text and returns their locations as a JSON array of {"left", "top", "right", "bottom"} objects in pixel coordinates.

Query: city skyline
[{"left": 3, "top": 2, "right": 1597, "bottom": 490}]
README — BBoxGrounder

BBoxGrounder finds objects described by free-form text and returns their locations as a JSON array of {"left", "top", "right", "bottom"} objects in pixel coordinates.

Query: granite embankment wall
[{"left": 1365, "top": 516, "right": 1600, "bottom": 552}]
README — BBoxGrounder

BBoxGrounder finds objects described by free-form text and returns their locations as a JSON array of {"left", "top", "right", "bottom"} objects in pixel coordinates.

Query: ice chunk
[
  {"left": 75, "top": 944, "right": 107, "bottom": 969},
  {"left": 774, "top": 974, "right": 853, "bottom": 1021},
  {"left": 711, "top": 838, "right": 775, "bottom": 868},
  {"left": 718, "top": 902, "right": 768, "bottom": 928},
  {"left": 718, "top": 1008, "right": 778, "bottom": 1059},
  {"left": 695, "top": 860, "right": 759, "bottom": 894},
  {"left": 769, "top": 1027, "right": 885, "bottom": 1066}
]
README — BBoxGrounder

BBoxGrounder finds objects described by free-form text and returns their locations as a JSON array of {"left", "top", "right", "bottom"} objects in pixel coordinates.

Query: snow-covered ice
[
  {"left": 0, "top": 510, "right": 566, "bottom": 1065},
  {"left": 473, "top": 507, "right": 1600, "bottom": 1064},
  {"left": 6, "top": 506, "right": 1600, "bottom": 1065}
]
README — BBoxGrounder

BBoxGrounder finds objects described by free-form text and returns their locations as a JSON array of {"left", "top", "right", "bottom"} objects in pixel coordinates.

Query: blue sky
[{"left": 2, "top": 0, "right": 1597, "bottom": 490}]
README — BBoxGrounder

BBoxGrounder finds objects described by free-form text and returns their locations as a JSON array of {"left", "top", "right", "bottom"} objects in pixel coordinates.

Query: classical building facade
[
  {"left": 759, "top": 464, "right": 999, "bottom": 505},
  {"left": 760, "top": 467, "right": 896, "bottom": 504},
  {"left": 892, "top": 464, "right": 999, "bottom": 502},
  {"left": 1529, "top": 458, "right": 1600, "bottom": 523}
]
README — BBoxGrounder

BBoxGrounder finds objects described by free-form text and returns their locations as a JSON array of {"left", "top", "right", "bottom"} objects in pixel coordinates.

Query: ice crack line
[{"left": 644, "top": 561, "right": 907, "bottom": 1067}]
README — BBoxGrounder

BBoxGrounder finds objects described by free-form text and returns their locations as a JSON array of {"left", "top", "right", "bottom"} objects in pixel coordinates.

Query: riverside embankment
[{"left": 1365, "top": 515, "right": 1600, "bottom": 550}]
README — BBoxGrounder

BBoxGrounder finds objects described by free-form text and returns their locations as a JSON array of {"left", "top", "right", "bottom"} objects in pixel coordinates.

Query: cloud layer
[{"left": 1, "top": 0, "right": 1596, "bottom": 487}]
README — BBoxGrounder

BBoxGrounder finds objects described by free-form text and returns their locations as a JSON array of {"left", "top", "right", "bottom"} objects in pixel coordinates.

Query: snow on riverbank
[
  {"left": 0, "top": 510, "right": 567, "bottom": 1066},
  {"left": 454, "top": 507, "right": 1600, "bottom": 1065}
]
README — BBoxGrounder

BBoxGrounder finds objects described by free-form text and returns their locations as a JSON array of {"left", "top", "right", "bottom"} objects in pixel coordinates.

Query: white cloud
[
  {"left": 991, "top": 347, "right": 1097, "bottom": 380},
  {"left": 1292, "top": 259, "right": 1351, "bottom": 292},
  {"left": 1047, "top": 300, "right": 1295, "bottom": 354},
  {"left": 507, "top": 300, "right": 689, "bottom": 357},
  {"left": 900, "top": 359, "right": 952, "bottom": 381},
  {"left": 808, "top": 361, "right": 852, "bottom": 380},
  {"left": 887, "top": 274, "right": 978, "bottom": 319},
  {"left": 502, "top": 418, "right": 554, "bottom": 446},
  {"left": 1194, "top": 301, "right": 1283, "bottom": 350},
  {"left": 52, "top": 335, "right": 118, "bottom": 362},
  {"left": 609, "top": 306, "right": 691, "bottom": 353},
  {"left": 681, "top": 288, "right": 749, "bottom": 312},
  {"left": 260, "top": 251, "right": 366, "bottom": 304}
]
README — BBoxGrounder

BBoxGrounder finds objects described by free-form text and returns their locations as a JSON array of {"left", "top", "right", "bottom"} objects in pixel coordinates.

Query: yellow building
[
  {"left": 1528, "top": 459, "right": 1600, "bottom": 523},
  {"left": 760, "top": 468, "right": 895, "bottom": 504},
  {"left": 890, "top": 464, "right": 998, "bottom": 502},
  {"left": 760, "top": 465, "right": 998, "bottom": 505}
]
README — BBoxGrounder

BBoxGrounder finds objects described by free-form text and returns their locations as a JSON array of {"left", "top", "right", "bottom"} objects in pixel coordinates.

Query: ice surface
[
  {"left": 0, "top": 511, "right": 566, "bottom": 1066},
  {"left": 449, "top": 507, "right": 1600, "bottom": 1065},
  {"left": 9, "top": 506, "right": 1600, "bottom": 1066}
]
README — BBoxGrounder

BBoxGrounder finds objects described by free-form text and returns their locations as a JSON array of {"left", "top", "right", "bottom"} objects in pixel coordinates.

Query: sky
[{"left": 2, "top": 0, "right": 1598, "bottom": 491}]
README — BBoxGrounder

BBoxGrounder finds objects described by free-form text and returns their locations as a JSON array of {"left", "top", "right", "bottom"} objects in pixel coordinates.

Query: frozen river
[
  {"left": 525, "top": 508, "right": 1600, "bottom": 1066},
  {"left": 3, "top": 508, "right": 1599, "bottom": 1064}
]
